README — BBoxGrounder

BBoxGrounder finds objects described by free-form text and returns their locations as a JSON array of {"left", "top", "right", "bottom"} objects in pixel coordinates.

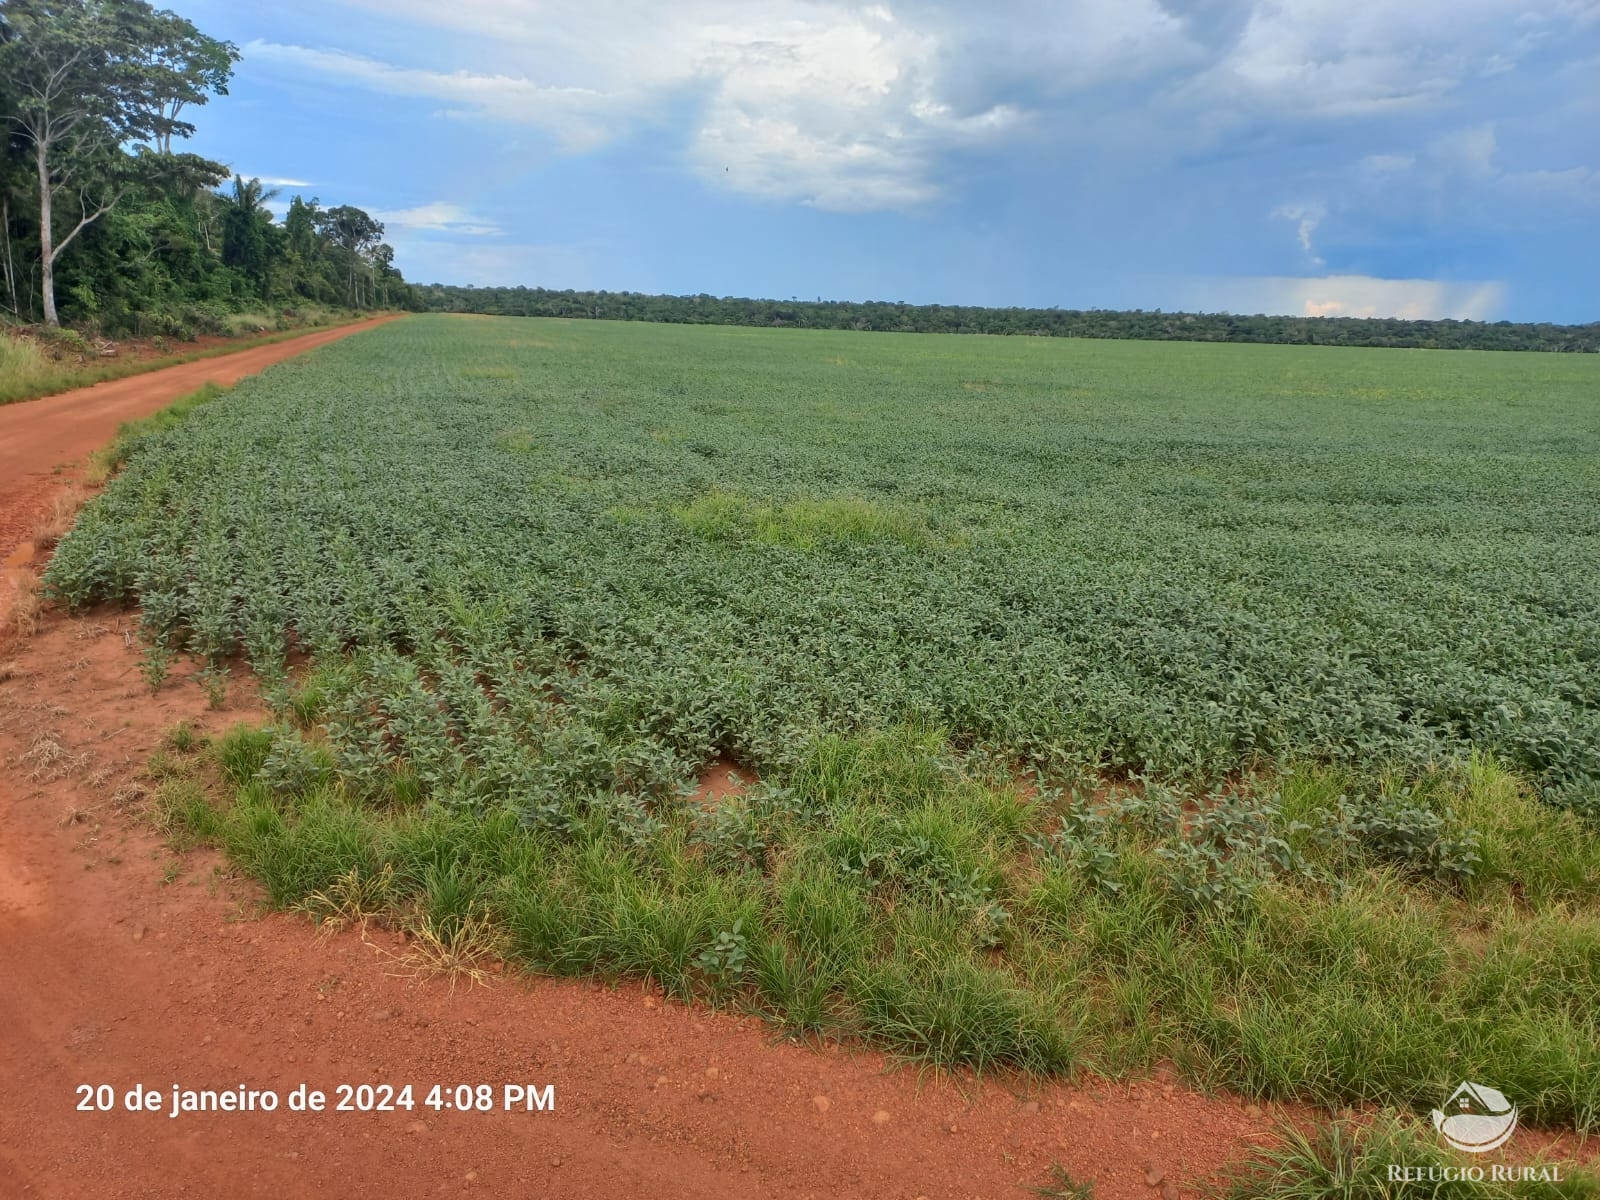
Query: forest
[
  {"left": 0, "top": 0, "right": 420, "bottom": 338},
  {"left": 420, "top": 284, "right": 1600, "bottom": 353}
]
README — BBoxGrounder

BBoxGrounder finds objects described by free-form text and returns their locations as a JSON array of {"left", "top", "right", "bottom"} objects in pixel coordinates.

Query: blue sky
[{"left": 175, "top": 0, "right": 1597, "bottom": 322}]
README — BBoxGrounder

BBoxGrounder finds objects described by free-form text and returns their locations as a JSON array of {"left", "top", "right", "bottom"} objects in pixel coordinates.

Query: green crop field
[{"left": 47, "top": 315, "right": 1600, "bottom": 1141}]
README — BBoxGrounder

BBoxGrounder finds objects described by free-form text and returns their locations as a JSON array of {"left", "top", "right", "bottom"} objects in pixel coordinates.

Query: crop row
[{"left": 45, "top": 316, "right": 1600, "bottom": 811}]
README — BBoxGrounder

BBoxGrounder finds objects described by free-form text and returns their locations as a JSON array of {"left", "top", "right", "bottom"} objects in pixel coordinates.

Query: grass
[
  {"left": 155, "top": 716, "right": 1600, "bottom": 1144},
  {"left": 0, "top": 309, "right": 384, "bottom": 406},
  {"left": 1032, "top": 1163, "right": 1097, "bottom": 1198},
  {"left": 1218, "top": 1116, "right": 1599, "bottom": 1198},
  {"left": 29, "top": 485, "right": 92, "bottom": 550},
  {"left": 0, "top": 330, "right": 56, "bottom": 402},
  {"left": 1, "top": 574, "right": 43, "bottom": 639},
  {"left": 293, "top": 863, "right": 398, "bottom": 933},
  {"left": 674, "top": 489, "right": 946, "bottom": 550},
  {"left": 386, "top": 910, "right": 507, "bottom": 991}
]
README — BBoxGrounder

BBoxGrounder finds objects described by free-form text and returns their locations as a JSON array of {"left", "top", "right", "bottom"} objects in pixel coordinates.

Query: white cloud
[
  {"left": 1429, "top": 123, "right": 1498, "bottom": 176},
  {"left": 1358, "top": 153, "right": 1415, "bottom": 176},
  {"left": 685, "top": 11, "right": 1029, "bottom": 210},
  {"left": 1497, "top": 164, "right": 1600, "bottom": 206},
  {"left": 246, "top": 174, "right": 313, "bottom": 188},
  {"left": 1356, "top": 122, "right": 1599, "bottom": 210},
  {"left": 388, "top": 239, "right": 601, "bottom": 288},
  {"left": 1175, "top": 0, "right": 1580, "bottom": 118},
  {"left": 246, "top": 0, "right": 1600, "bottom": 222},
  {"left": 1272, "top": 201, "right": 1326, "bottom": 264},
  {"left": 245, "top": 42, "right": 616, "bottom": 149},
  {"left": 371, "top": 202, "right": 503, "bottom": 236},
  {"left": 245, "top": 2, "right": 1190, "bottom": 212},
  {"left": 1185, "top": 274, "right": 1506, "bottom": 320}
]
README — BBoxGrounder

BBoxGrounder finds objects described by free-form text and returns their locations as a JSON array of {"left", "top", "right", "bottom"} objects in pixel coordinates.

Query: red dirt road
[{"left": 0, "top": 316, "right": 398, "bottom": 569}]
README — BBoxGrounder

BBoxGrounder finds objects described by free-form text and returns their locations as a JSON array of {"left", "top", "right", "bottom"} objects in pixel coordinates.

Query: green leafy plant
[{"left": 695, "top": 918, "right": 749, "bottom": 984}]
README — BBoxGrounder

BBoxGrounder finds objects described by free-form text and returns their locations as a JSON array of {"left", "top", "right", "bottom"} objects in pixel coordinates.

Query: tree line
[
  {"left": 0, "top": 0, "right": 419, "bottom": 337},
  {"left": 419, "top": 287, "right": 1598, "bottom": 354}
]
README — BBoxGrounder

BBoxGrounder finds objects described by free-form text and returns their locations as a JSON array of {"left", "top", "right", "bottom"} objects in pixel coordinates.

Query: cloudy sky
[{"left": 178, "top": 0, "right": 1597, "bottom": 322}]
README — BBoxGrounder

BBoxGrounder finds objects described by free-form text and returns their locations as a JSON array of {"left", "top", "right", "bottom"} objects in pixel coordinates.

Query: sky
[{"left": 175, "top": 0, "right": 1599, "bottom": 323}]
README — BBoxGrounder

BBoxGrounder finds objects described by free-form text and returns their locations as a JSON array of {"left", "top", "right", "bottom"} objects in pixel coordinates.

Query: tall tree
[
  {"left": 0, "top": 0, "right": 235, "bottom": 325},
  {"left": 148, "top": 18, "right": 236, "bottom": 154},
  {"left": 0, "top": 69, "right": 28, "bottom": 317},
  {"left": 316, "top": 204, "right": 383, "bottom": 307},
  {"left": 219, "top": 173, "right": 277, "bottom": 293},
  {"left": 283, "top": 194, "right": 320, "bottom": 258}
]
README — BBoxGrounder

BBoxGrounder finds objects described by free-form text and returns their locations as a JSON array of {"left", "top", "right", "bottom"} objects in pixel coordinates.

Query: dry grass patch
[
  {"left": 294, "top": 864, "right": 399, "bottom": 937},
  {"left": 383, "top": 911, "right": 506, "bottom": 992},
  {"left": 3, "top": 575, "right": 44, "bottom": 639},
  {"left": 21, "top": 730, "right": 86, "bottom": 781},
  {"left": 34, "top": 486, "right": 91, "bottom": 550}
]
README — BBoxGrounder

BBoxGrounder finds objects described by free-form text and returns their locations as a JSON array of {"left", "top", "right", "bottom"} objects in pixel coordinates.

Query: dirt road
[{"left": 0, "top": 316, "right": 398, "bottom": 569}]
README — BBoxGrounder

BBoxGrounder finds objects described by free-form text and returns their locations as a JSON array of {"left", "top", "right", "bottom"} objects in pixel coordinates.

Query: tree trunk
[
  {"left": 36, "top": 142, "right": 59, "bottom": 327},
  {"left": 1, "top": 195, "right": 18, "bottom": 317}
]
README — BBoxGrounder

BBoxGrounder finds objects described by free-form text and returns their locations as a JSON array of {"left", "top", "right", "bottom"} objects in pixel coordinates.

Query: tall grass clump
[
  {"left": 0, "top": 331, "right": 57, "bottom": 404},
  {"left": 674, "top": 489, "right": 945, "bottom": 550},
  {"left": 1219, "top": 1116, "right": 1598, "bottom": 1199}
]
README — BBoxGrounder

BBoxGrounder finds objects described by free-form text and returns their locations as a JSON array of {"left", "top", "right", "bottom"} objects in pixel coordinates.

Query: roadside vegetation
[
  {"left": 155, "top": 719, "right": 1600, "bottom": 1134},
  {"left": 46, "top": 316, "right": 1600, "bottom": 1152},
  {"left": 0, "top": 310, "right": 362, "bottom": 406},
  {"left": 1219, "top": 1116, "right": 1598, "bottom": 1198},
  {"left": 83, "top": 380, "right": 233, "bottom": 482}
]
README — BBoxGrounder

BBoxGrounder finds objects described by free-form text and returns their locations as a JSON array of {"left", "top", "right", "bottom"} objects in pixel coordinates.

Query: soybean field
[
  {"left": 50, "top": 314, "right": 1600, "bottom": 805},
  {"left": 45, "top": 314, "right": 1600, "bottom": 1126}
]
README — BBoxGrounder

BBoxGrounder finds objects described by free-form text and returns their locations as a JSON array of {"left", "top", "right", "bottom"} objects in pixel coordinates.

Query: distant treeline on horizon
[{"left": 418, "top": 285, "right": 1599, "bottom": 353}]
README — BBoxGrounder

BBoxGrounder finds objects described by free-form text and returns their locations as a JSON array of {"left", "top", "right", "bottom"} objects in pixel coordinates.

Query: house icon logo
[{"left": 1432, "top": 1082, "right": 1518, "bottom": 1153}]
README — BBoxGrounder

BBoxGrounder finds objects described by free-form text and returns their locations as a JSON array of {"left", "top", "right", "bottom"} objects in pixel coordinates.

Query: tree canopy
[{"left": 0, "top": 0, "right": 418, "bottom": 333}]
